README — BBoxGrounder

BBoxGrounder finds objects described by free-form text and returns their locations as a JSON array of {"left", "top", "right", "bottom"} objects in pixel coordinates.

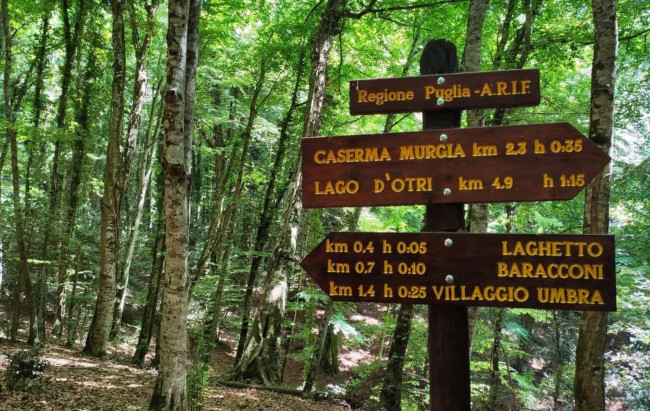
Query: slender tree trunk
[
  {"left": 134, "top": 200, "right": 165, "bottom": 365},
  {"left": 3, "top": 0, "right": 39, "bottom": 346},
  {"left": 189, "top": 58, "right": 267, "bottom": 302},
  {"left": 487, "top": 308, "right": 505, "bottom": 406},
  {"left": 552, "top": 311, "right": 563, "bottom": 410},
  {"left": 84, "top": 0, "right": 126, "bottom": 357},
  {"left": 112, "top": 77, "right": 163, "bottom": 339},
  {"left": 66, "top": 249, "right": 81, "bottom": 347},
  {"left": 462, "top": 0, "right": 489, "bottom": 348},
  {"left": 380, "top": 303, "right": 415, "bottom": 409},
  {"left": 28, "top": 8, "right": 51, "bottom": 340},
  {"left": 574, "top": 0, "right": 616, "bottom": 409},
  {"left": 0, "top": 140, "right": 7, "bottom": 292},
  {"left": 44, "top": 0, "right": 86, "bottom": 340},
  {"left": 233, "top": 51, "right": 306, "bottom": 364},
  {"left": 303, "top": 299, "right": 334, "bottom": 392},
  {"left": 149, "top": 0, "right": 200, "bottom": 408},
  {"left": 233, "top": 0, "right": 348, "bottom": 378},
  {"left": 112, "top": 0, "right": 161, "bottom": 337},
  {"left": 53, "top": 48, "right": 96, "bottom": 337}
]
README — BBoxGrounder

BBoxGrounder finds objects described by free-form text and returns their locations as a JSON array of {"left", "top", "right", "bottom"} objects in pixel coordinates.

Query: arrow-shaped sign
[
  {"left": 301, "top": 232, "right": 616, "bottom": 311},
  {"left": 302, "top": 123, "right": 610, "bottom": 208}
]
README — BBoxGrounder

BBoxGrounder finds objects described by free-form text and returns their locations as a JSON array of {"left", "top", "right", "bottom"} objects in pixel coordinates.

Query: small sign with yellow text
[{"left": 349, "top": 69, "right": 540, "bottom": 114}]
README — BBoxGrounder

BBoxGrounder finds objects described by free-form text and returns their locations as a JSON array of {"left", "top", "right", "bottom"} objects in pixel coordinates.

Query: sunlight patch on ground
[
  {"left": 338, "top": 348, "right": 373, "bottom": 371},
  {"left": 349, "top": 314, "right": 380, "bottom": 326},
  {"left": 46, "top": 356, "right": 98, "bottom": 368}
]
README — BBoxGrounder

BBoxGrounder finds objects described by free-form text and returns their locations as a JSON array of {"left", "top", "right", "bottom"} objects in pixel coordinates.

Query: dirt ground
[{"left": 0, "top": 337, "right": 351, "bottom": 411}]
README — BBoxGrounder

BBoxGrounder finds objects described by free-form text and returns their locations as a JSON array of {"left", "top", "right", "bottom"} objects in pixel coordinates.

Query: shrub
[{"left": 4, "top": 349, "right": 48, "bottom": 392}]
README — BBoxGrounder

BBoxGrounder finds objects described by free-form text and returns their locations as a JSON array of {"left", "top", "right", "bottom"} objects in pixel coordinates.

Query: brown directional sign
[
  {"left": 301, "top": 232, "right": 616, "bottom": 311},
  {"left": 301, "top": 123, "right": 610, "bottom": 208},
  {"left": 349, "top": 69, "right": 540, "bottom": 115}
]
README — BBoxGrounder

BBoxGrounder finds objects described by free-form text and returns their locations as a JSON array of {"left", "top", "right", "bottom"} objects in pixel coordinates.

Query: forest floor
[{"left": 0, "top": 335, "right": 351, "bottom": 411}]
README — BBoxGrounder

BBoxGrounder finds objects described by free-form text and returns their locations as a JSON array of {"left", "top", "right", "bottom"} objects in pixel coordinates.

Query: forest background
[{"left": 0, "top": 0, "right": 648, "bottom": 410}]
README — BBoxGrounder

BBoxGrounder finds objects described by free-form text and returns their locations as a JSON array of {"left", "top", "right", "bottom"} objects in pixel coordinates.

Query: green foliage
[
  {"left": 3, "top": 349, "right": 48, "bottom": 392},
  {"left": 187, "top": 339, "right": 212, "bottom": 411}
]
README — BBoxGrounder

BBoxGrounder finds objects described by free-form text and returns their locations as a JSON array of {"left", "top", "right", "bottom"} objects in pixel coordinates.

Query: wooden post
[{"left": 421, "top": 39, "right": 471, "bottom": 410}]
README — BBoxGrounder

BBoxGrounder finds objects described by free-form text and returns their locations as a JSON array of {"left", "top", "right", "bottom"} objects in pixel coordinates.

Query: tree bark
[
  {"left": 149, "top": 0, "right": 200, "bottom": 408},
  {"left": 486, "top": 308, "right": 505, "bottom": 406},
  {"left": 112, "top": 75, "right": 163, "bottom": 339},
  {"left": 53, "top": 47, "right": 96, "bottom": 337},
  {"left": 31, "top": 7, "right": 51, "bottom": 340},
  {"left": 112, "top": 0, "right": 161, "bottom": 337},
  {"left": 380, "top": 303, "right": 415, "bottom": 410},
  {"left": 574, "top": 1, "right": 616, "bottom": 409},
  {"left": 44, "top": 0, "right": 87, "bottom": 341},
  {"left": 134, "top": 191, "right": 165, "bottom": 365},
  {"left": 66, "top": 249, "right": 82, "bottom": 347},
  {"left": 3, "top": 0, "right": 39, "bottom": 346},
  {"left": 461, "top": 0, "right": 489, "bottom": 358},
  {"left": 84, "top": 0, "right": 126, "bottom": 357}
]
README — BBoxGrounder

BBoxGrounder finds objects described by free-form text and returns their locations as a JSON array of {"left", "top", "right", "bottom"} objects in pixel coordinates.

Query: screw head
[
  {"left": 445, "top": 275, "right": 454, "bottom": 284},
  {"left": 444, "top": 238, "right": 453, "bottom": 247},
  {"left": 440, "top": 133, "right": 448, "bottom": 142},
  {"left": 436, "top": 97, "right": 445, "bottom": 106},
  {"left": 443, "top": 188, "right": 452, "bottom": 196},
  {"left": 437, "top": 77, "right": 445, "bottom": 85}
]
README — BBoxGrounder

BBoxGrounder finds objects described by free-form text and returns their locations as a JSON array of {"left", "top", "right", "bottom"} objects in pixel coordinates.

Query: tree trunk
[
  {"left": 226, "top": 264, "right": 288, "bottom": 384},
  {"left": 233, "top": 50, "right": 306, "bottom": 364},
  {"left": 380, "top": 303, "right": 415, "bottom": 410},
  {"left": 112, "top": 1, "right": 161, "bottom": 338},
  {"left": 29, "top": 8, "right": 51, "bottom": 340},
  {"left": 112, "top": 79, "right": 163, "bottom": 339},
  {"left": 133, "top": 170, "right": 166, "bottom": 366},
  {"left": 44, "top": 0, "right": 87, "bottom": 341},
  {"left": 232, "top": 0, "right": 347, "bottom": 379},
  {"left": 149, "top": 0, "right": 200, "bottom": 408},
  {"left": 303, "top": 299, "right": 334, "bottom": 392},
  {"left": 461, "top": 0, "right": 490, "bottom": 358},
  {"left": 53, "top": 47, "right": 96, "bottom": 337},
  {"left": 84, "top": 0, "right": 126, "bottom": 357},
  {"left": 0, "top": 140, "right": 7, "bottom": 292},
  {"left": 574, "top": 2, "right": 616, "bottom": 409},
  {"left": 66, "top": 249, "right": 82, "bottom": 347},
  {"left": 552, "top": 310, "right": 563, "bottom": 411},
  {"left": 3, "top": 0, "right": 39, "bottom": 346},
  {"left": 191, "top": 57, "right": 267, "bottom": 305},
  {"left": 487, "top": 308, "right": 505, "bottom": 406}
]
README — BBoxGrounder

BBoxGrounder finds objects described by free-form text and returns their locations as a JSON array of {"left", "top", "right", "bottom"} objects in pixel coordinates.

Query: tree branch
[{"left": 345, "top": 0, "right": 467, "bottom": 18}]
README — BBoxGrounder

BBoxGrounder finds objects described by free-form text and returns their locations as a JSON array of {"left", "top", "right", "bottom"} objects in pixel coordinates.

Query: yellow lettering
[
  {"left": 480, "top": 82, "right": 493, "bottom": 96},
  {"left": 588, "top": 242, "right": 603, "bottom": 257},
  {"left": 357, "top": 89, "right": 368, "bottom": 102},
  {"left": 502, "top": 241, "right": 512, "bottom": 256},
  {"left": 314, "top": 150, "right": 326, "bottom": 164},
  {"left": 591, "top": 290, "right": 604, "bottom": 305},
  {"left": 497, "top": 81, "right": 508, "bottom": 95},
  {"left": 425, "top": 85, "right": 435, "bottom": 99}
]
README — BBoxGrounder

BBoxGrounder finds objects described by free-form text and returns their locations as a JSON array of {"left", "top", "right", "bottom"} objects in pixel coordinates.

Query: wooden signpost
[
  {"left": 350, "top": 68, "right": 540, "bottom": 114},
  {"left": 300, "top": 232, "right": 616, "bottom": 311},
  {"left": 302, "top": 123, "right": 611, "bottom": 207},
  {"left": 299, "top": 38, "right": 615, "bottom": 410}
]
